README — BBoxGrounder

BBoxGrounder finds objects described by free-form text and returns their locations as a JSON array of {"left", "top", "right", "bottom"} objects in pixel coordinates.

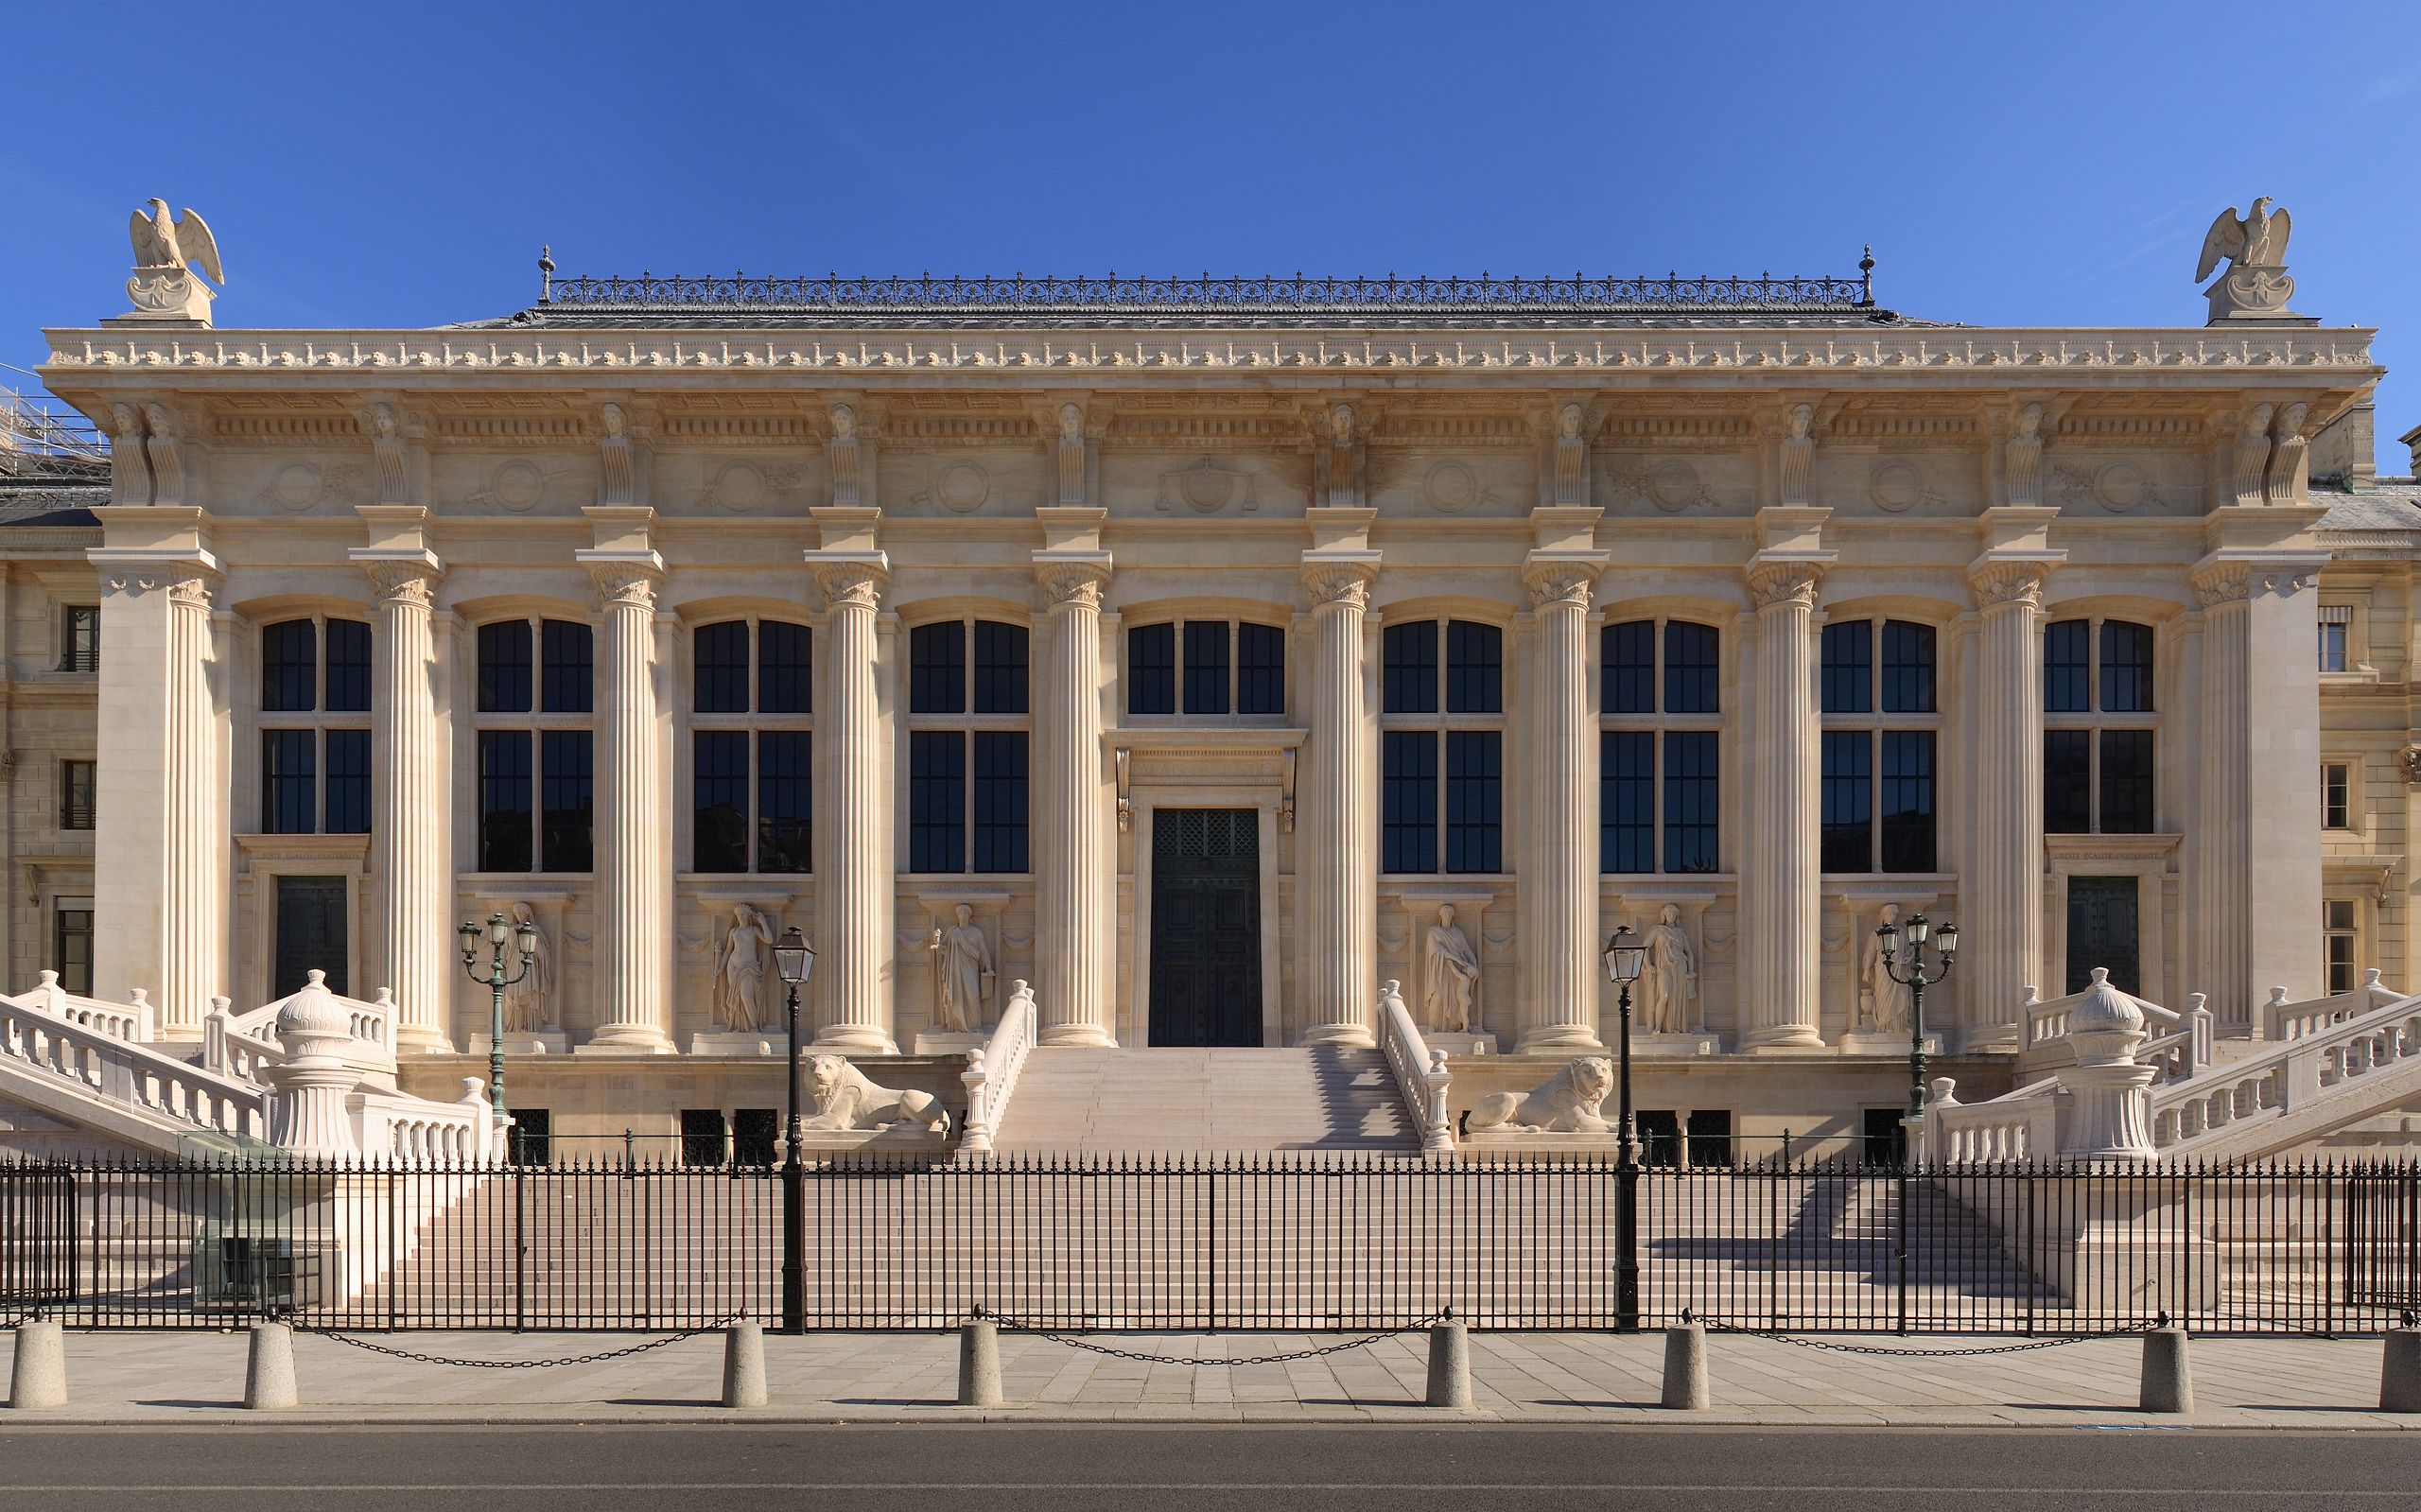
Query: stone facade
[{"left": 11, "top": 247, "right": 2417, "bottom": 1155}]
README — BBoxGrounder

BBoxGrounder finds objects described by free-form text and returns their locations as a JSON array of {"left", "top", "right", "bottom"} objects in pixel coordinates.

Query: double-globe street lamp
[
  {"left": 1872, "top": 911, "right": 1959, "bottom": 1132},
  {"left": 1602, "top": 925, "right": 1646, "bottom": 1331},
  {"left": 774, "top": 926, "right": 816, "bottom": 1334},
  {"left": 458, "top": 912, "right": 539, "bottom": 1129}
]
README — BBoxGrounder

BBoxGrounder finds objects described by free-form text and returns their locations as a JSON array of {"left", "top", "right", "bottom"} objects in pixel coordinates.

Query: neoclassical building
[{"left": 6, "top": 223, "right": 2417, "bottom": 1156}]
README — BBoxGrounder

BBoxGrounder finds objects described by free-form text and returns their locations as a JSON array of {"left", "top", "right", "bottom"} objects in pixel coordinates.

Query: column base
[
  {"left": 392, "top": 1026, "right": 457, "bottom": 1056},
  {"left": 1741, "top": 1025, "right": 1826, "bottom": 1053},
  {"left": 1038, "top": 1022, "right": 1117, "bottom": 1048},
  {"left": 574, "top": 1028, "right": 677, "bottom": 1056},
  {"left": 1961, "top": 1024, "right": 2021, "bottom": 1055},
  {"left": 1515, "top": 1024, "right": 1605, "bottom": 1055},
  {"left": 1299, "top": 1022, "right": 1377, "bottom": 1049},
  {"left": 810, "top": 1024, "right": 899, "bottom": 1056}
]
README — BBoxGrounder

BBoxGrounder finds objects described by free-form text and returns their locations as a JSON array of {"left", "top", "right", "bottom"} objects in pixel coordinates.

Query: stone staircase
[{"left": 990, "top": 1046, "right": 1415, "bottom": 1153}]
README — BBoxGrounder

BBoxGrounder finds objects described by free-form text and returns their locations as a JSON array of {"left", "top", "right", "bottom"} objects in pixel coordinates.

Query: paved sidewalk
[{"left": 3, "top": 1325, "right": 2412, "bottom": 1429}]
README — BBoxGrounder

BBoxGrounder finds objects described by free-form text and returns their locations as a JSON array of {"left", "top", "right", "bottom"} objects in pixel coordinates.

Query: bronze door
[
  {"left": 2064, "top": 875, "right": 2140, "bottom": 995},
  {"left": 273, "top": 875, "right": 350, "bottom": 999},
  {"left": 1148, "top": 809, "right": 1263, "bottom": 1047}
]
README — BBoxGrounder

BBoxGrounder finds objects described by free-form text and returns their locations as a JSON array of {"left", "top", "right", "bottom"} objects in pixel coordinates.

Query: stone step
[{"left": 992, "top": 1046, "right": 1414, "bottom": 1153}]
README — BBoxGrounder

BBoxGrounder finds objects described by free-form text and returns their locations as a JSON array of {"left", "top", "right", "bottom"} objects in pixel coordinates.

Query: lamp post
[
  {"left": 458, "top": 912, "right": 539, "bottom": 1129},
  {"left": 1873, "top": 912, "right": 1959, "bottom": 1128},
  {"left": 1603, "top": 925, "right": 1646, "bottom": 1332},
  {"left": 774, "top": 926, "right": 816, "bottom": 1335}
]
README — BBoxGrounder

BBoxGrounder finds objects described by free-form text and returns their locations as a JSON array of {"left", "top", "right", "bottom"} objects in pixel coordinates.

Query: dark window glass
[
  {"left": 1637, "top": 1109, "right": 1682, "bottom": 1168},
  {"left": 262, "top": 620, "right": 318, "bottom": 712},
  {"left": 758, "top": 621, "right": 812, "bottom": 715},
  {"left": 911, "top": 622, "right": 966, "bottom": 714},
  {"left": 1128, "top": 624, "right": 1176, "bottom": 714},
  {"left": 539, "top": 730, "right": 593, "bottom": 872},
  {"left": 1880, "top": 620, "right": 1936, "bottom": 714},
  {"left": 1605, "top": 620, "right": 1656, "bottom": 714},
  {"left": 60, "top": 606, "right": 98, "bottom": 673},
  {"left": 60, "top": 760, "right": 96, "bottom": 831},
  {"left": 2099, "top": 730, "right": 2155, "bottom": 834},
  {"left": 507, "top": 1107, "right": 551, "bottom": 1166},
  {"left": 1878, "top": 730, "right": 1936, "bottom": 872},
  {"left": 1685, "top": 1108, "right": 1734, "bottom": 1168},
  {"left": 2044, "top": 620, "right": 2090, "bottom": 713},
  {"left": 1382, "top": 731, "right": 1437, "bottom": 873},
  {"left": 732, "top": 1108, "right": 779, "bottom": 1167},
  {"left": 323, "top": 730, "right": 371, "bottom": 835},
  {"left": 693, "top": 621, "right": 751, "bottom": 714},
  {"left": 1183, "top": 621, "right": 1230, "bottom": 715},
  {"left": 2100, "top": 621, "right": 2154, "bottom": 713},
  {"left": 1820, "top": 620, "right": 1872, "bottom": 714},
  {"left": 1384, "top": 621, "right": 1438, "bottom": 714},
  {"left": 1820, "top": 729, "right": 1872, "bottom": 872},
  {"left": 758, "top": 731, "right": 812, "bottom": 874},
  {"left": 972, "top": 620, "right": 1028, "bottom": 715},
  {"left": 971, "top": 731, "right": 1029, "bottom": 873},
  {"left": 478, "top": 621, "right": 532, "bottom": 714},
  {"left": 1444, "top": 730, "right": 1502, "bottom": 873},
  {"left": 541, "top": 620, "right": 592, "bottom": 715},
  {"left": 908, "top": 731, "right": 965, "bottom": 873},
  {"left": 324, "top": 620, "right": 372, "bottom": 713},
  {"left": 692, "top": 730, "right": 749, "bottom": 872},
  {"left": 1663, "top": 730, "right": 1720, "bottom": 874},
  {"left": 2044, "top": 730, "right": 2093, "bottom": 833},
  {"left": 261, "top": 729, "right": 317, "bottom": 834},
  {"left": 1236, "top": 622, "right": 1286, "bottom": 715},
  {"left": 477, "top": 731, "right": 533, "bottom": 872},
  {"left": 1602, "top": 730, "right": 1655, "bottom": 873},
  {"left": 1445, "top": 620, "right": 1502, "bottom": 715},
  {"left": 680, "top": 1108, "right": 727, "bottom": 1167},
  {"left": 1664, "top": 622, "right": 1720, "bottom": 715},
  {"left": 53, "top": 906, "right": 94, "bottom": 995}
]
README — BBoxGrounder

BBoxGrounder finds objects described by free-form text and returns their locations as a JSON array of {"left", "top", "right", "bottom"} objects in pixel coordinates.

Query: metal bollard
[
  {"left": 244, "top": 1321, "right": 299, "bottom": 1411},
  {"left": 1661, "top": 1312, "right": 1710, "bottom": 1411},
  {"left": 1425, "top": 1308, "right": 1472, "bottom": 1409},
  {"left": 2139, "top": 1319, "right": 2193, "bottom": 1415},
  {"left": 722, "top": 1321, "right": 767, "bottom": 1409},
  {"left": 2381, "top": 1326, "right": 2421, "bottom": 1413},
  {"left": 958, "top": 1308, "right": 1003, "bottom": 1408},
  {"left": 8, "top": 1319, "right": 67, "bottom": 1409}
]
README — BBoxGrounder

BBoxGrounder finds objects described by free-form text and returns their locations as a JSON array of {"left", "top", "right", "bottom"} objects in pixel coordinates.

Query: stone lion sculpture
[
  {"left": 801, "top": 1054, "right": 950, "bottom": 1135},
  {"left": 1465, "top": 1057, "right": 1616, "bottom": 1134}
]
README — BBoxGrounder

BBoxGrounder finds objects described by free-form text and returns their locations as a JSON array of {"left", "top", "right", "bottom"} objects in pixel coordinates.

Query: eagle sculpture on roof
[
  {"left": 128, "top": 200, "right": 223, "bottom": 286},
  {"left": 2195, "top": 198, "right": 2290, "bottom": 283}
]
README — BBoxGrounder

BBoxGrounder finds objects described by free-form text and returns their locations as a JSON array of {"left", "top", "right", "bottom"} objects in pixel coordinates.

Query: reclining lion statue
[
  {"left": 1465, "top": 1056, "right": 1616, "bottom": 1134},
  {"left": 802, "top": 1053, "right": 950, "bottom": 1135}
]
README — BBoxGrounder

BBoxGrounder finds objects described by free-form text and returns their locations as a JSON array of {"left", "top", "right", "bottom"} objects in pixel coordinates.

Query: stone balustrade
[
  {"left": 1377, "top": 981, "right": 1454, "bottom": 1159},
  {"left": 959, "top": 981, "right": 1038, "bottom": 1156},
  {"left": 20, "top": 971, "right": 154, "bottom": 1042},
  {"left": 0, "top": 988, "right": 268, "bottom": 1139},
  {"left": 2259, "top": 971, "right": 2401, "bottom": 1042},
  {"left": 203, "top": 974, "right": 397, "bottom": 1089},
  {"left": 2150, "top": 990, "right": 2421, "bottom": 1151},
  {"left": 1914, "top": 1076, "right": 2061, "bottom": 1163},
  {"left": 357, "top": 1079, "right": 497, "bottom": 1162}
]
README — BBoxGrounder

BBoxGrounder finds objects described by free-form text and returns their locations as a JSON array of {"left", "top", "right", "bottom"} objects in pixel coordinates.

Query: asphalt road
[{"left": 0, "top": 1425, "right": 2409, "bottom": 1509}]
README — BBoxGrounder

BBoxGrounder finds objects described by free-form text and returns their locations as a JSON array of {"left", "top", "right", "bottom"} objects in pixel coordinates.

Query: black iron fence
[{"left": 2, "top": 1156, "right": 2415, "bottom": 1336}]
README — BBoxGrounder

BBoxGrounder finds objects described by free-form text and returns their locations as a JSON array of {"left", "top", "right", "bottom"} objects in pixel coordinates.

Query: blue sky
[{"left": 6, "top": 0, "right": 2416, "bottom": 469}]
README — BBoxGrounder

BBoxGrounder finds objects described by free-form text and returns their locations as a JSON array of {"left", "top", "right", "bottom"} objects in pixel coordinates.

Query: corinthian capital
[
  {"left": 1968, "top": 560, "right": 2053, "bottom": 610},
  {"left": 1522, "top": 562, "right": 1600, "bottom": 612},
  {"left": 1301, "top": 561, "right": 1378, "bottom": 611},
  {"left": 2190, "top": 561, "right": 2251, "bottom": 610},
  {"left": 590, "top": 565, "right": 660, "bottom": 613},
  {"left": 1036, "top": 559, "right": 1111, "bottom": 610},
  {"left": 1744, "top": 560, "right": 1824, "bottom": 611},
  {"left": 165, "top": 573, "right": 217, "bottom": 611},
  {"left": 363, "top": 560, "right": 442, "bottom": 610},
  {"left": 813, "top": 562, "right": 886, "bottom": 612}
]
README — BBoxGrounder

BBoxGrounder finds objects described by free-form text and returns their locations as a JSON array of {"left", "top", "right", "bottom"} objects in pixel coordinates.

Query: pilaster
[
  {"left": 805, "top": 507, "right": 896, "bottom": 1054},
  {"left": 1298, "top": 508, "right": 1382, "bottom": 1047},
  {"left": 1740, "top": 507, "right": 1835, "bottom": 1051},
  {"left": 1034, "top": 506, "right": 1116, "bottom": 1046},
  {"left": 1517, "top": 507, "right": 1609, "bottom": 1053}
]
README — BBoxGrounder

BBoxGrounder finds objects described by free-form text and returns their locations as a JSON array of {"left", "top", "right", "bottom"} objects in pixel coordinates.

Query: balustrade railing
[
  {"left": 2260, "top": 971, "right": 2403, "bottom": 1042},
  {"left": 1914, "top": 1077, "right": 2062, "bottom": 1163},
  {"left": 0, "top": 992, "right": 268, "bottom": 1140},
  {"left": 2151, "top": 989, "right": 2421, "bottom": 1151},
  {"left": 1377, "top": 981, "right": 1454, "bottom": 1158},
  {"left": 958, "top": 981, "right": 1037, "bottom": 1156}
]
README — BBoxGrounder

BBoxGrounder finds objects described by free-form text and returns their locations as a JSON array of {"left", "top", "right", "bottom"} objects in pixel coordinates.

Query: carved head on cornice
[
  {"left": 1559, "top": 402, "right": 1583, "bottom": 440},
  {"left": 601, "top": 402, "right": 627, "bottom": 440},
  {"left": 1330, "top": 403, "right": 1355, "bottom": 446},
  {"left": 1058, "top": 401, "right": 1082, "bottom": 440},
  {"left": 1787, "top": 402, "right": 1814, "bottom": 441},
  {"left": 2015, "top": 402, "right": 2042, "bottom": 440},
  {"left": 828, "top": 403, "right": 856, "bottom": 441}
]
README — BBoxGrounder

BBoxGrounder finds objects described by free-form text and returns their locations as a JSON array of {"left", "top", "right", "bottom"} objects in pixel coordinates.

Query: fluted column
[
  {"left": 1742, "top": 561, "right": 1825, "bottom": 1050},
  {"left": 1298, "top": 560, "right": 1381, "bottom": 1046},
  {"left": 584, "top": 565, "right": 674, "bottom": 1051},
  {"left": 361, "top": 561, "right": 451, "bottom": 1051},
  {"left": 1518, "top": 561, "right": 1606, "bottom": 1053},
  {"left": 1965, "top": 560, "right": 2055, "bottom": 1051},
  {"left": 1035, "top": 559, "right": 1116, "bottom": 1045},
  {"left": 811, "top": 562, "right": 897, "bottom": 1053}
]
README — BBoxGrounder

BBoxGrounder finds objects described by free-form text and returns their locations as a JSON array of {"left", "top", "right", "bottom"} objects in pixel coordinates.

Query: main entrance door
[
  {"left": 2065, "top": 876, "right": 2140, "bottom": 995},
  {"left": 1149, "top": 809, "right": 1262, "bottom": 1046},
  {"left": 273, "top": 876, "right": 349, "bottom": 999}
]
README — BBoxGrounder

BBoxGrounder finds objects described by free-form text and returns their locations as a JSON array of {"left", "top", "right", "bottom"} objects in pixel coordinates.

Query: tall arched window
[
  {"left": 907, "top": 617, "right": 1030, "bottom": 874},
  {"left": 1382, "top": 618, "right": 1503, "bottom": 874},
  {"left": 1819, "top": 617, "right": 1939, "bottom": 873},
  {"left": 1600, "top": 617, "right": 1720, "bottom": 874},
  {"left": 258, "top": 616, "right": 373, "bottom": 835},
  {"left": 690, "top": 618, "right": 812, "bottom": 873},
  {"left": 2043, "top": 617, "right": 2155, "bottom": 834},
  {"left": 475, "top": 617, "right": 594, "bottom": 872}
]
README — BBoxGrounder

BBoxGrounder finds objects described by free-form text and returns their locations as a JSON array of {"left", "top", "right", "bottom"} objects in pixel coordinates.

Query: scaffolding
[{"left": 0, "top": 383, "right": 108, "bottom": 481}]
